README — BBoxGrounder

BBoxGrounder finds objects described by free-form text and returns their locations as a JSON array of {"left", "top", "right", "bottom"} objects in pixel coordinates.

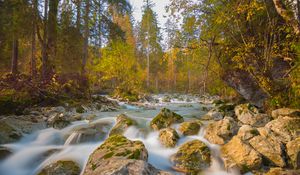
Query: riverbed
[{"left": 0, "top": 94, "right": 239, "bottom": 175}]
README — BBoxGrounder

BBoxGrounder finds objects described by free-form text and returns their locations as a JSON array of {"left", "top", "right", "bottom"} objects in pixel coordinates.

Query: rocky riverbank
[{"left": 203, "top": 102, "right": 300, "bottom": 174}]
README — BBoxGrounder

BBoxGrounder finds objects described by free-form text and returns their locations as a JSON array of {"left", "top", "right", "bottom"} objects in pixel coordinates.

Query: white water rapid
[{"left": 0, "top": 94, "right": 241, "bottom": 175}]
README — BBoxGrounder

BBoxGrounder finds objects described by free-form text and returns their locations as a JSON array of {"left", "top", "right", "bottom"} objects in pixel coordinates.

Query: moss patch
[
  {"left": 179, "top": 121, "right": 202, "bottom": 136},
  {"left": 109, "top": 114, "right": 137, "bottom": 136},
  {"left": 171, "top": 140, "right": 211, "bottom": 173},
  {"left": 150, "top": 108, "right": 184, "bottom": 130}
]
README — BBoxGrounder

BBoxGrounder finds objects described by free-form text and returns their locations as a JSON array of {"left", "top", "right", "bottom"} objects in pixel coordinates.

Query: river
[{"left": 0, "top": 94, "right": 241, "bottom": 175}]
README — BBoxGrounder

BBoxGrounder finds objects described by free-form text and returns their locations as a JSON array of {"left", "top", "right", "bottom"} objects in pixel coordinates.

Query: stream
[{"left": 0, "top": 94, "right": 241, "bottom": 175}]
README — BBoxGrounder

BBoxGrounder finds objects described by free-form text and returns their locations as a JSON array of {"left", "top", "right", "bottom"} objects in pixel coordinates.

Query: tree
[
  {"left": 82, "top": 0, "right": 90, "bottom": 76},
  {"left": 273, "top": 0, "right": 300, "bottom": 35},
  {"left": 138, "top": 0, "right": 163, "bottom": 89},
  {"left": 30, "top": 0, "right": 38, "bottom": 78}
]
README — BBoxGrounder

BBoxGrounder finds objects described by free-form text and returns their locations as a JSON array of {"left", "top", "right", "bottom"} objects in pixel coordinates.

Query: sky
[{"left": 129, "top": 0, "right": 170, "bottom": 29}]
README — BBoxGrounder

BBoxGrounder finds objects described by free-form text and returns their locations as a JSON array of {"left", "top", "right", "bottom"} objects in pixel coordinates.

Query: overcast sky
[{"left": 129, "top": 0, "right": 169, "bottom": 29}]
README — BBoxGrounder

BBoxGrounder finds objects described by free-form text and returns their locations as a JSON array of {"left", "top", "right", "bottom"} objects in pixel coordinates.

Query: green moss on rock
[
  {"left": 109, "top": 114, "right": 137, "bottom": 136},
  {"left": 150, "top": 108, "right": 184, "bottom": 130},
  {"left": 170, "top": 140, "right": 211, "bottom": 173},
  {"left": 85, "top": 135, "right": 148, "bottom": 173},
  {"left": 37, "top": 160, "right": 81, "bottom": 175},
  {"left": 179, "top": 121, "right": 202, "bottom": 136},
  {"left": 76, "top": 106, "right": 85, "bottom": 113},
  {"left": 0, "top": 122, "right": 22, "bottom": 144}
]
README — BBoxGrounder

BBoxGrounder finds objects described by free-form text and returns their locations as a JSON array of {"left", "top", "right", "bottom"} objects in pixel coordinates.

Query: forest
[
  {"left": 0, "top": 0, "right": 300, "bottom": 175},
  {"left": 1, "top": 0, "right": 298, "bottom": 110}
]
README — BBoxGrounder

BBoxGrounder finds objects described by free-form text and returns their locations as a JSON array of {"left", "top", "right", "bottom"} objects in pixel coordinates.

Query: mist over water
[{"left": 0, "top": 94, "right": 240, "bottom": 175}]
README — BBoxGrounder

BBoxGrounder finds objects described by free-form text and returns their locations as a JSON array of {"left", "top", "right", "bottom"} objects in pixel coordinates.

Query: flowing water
[{"left": 0, "top": 94, "right": 240, "bottom": 175}]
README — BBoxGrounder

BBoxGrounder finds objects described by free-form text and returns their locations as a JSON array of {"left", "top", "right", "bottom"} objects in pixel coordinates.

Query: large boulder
[
  {"left": 84, "top": 135, "right": 148, "bottom": 174},
  {"left": 265, "top": 116, "right": 300, "bottom": 144},
  {"left": 204, "top": 117, "right": 239, "bottom": 145},
  {"left": 271, "top": 108, "right": 300, "bottom": 119},
  {"left": 159, "top": 128, "right": 179, "bottom": 148},
  {"left": 235, "top": 104, "right": 271, "bottom": 127},
  {"left": 286, "top": 137, "right": 300, "bottom": 169},
  {"left": 170, "top": 140, "right": 211, "bottom": 173},
  {"left": 150, "top": 108, "right": 184, "bottom": 130},
  {"left": 249, "top": 128, "right": 286, "bottom": 167},
  {"left": 236, "top": 125, "right": 259, "bottom": 142},
  {"left": 83, "top": 158, "right": 172, "bottom": 175},
  {"left": 214, "top": 102, "right": 235, "bottom": 117},
  {"left": 40, "top": 106, "right": 66, "bottom": 116},
  {"left": 221, "top": 136, "right": 262, "bottom": 173},
  {"left": 66, "top": 122, "right": 111, "bottom": 144},
  {"left": 47, "top": 113, "right": 71, "bottom": 129},
  {"left": 264, "top": 168, "right": 300, "bottom": 175},
  {"left": 222, "top": 69, "right": 269, "bottom": 107},
  {"left": 109, "top": 114, "right": 137, "bottom": 136},
  {"left": 179, "top": 121, "right": 202, "bottom": 136},
  {"left": 201, "top": 109, "right": 224, "bottom": 121},
  {"left": 37, "top": 160, "right": 81, "bottom": 175}
]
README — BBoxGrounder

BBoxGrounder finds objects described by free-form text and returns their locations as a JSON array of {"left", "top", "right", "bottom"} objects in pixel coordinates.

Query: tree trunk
[
  {"left": 98, "top": 0, "right": 102, "bottom": 60},
  {"left": 31, "top": 0, "right": 38, "bottom": 78},
  {"left": 76, "top": 0, "right": 81, "bottom": 30},
  {"left": 42, "top": 0, "right": 49, "bottom": 80},
  {"left": 11, "top": 36, "right": 18, "bottom": 76},
  {"left": 273, "top": 0, "right": 300, "bottom": 35},
  {"left": 82, "top": 0, "right": 89, "bottom": 75},
  {"left": 297, "top": 0, "right": 300, "bottom": 22},
  {"left": 146, "top": 49, "right": 150, "bottom": 88},
  {"left": 47, "top": 0, "right": 59, "bottom": 59}
]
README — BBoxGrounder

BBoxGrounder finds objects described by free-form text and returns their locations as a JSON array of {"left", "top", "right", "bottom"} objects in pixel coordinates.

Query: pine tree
[{"left": 138, "top": 0, "right": 163, "bottom": 89}]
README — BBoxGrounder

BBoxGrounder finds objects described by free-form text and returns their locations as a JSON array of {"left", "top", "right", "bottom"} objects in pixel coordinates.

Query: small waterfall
[{"left": 64, "top": 132, "right": 82, "bottom": 145}]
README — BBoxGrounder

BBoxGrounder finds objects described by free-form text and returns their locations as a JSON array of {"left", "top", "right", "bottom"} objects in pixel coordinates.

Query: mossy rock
[
  {"left": 170, "top": 140, "right": 211, "bottom": 173},
  {"left": 221, "top": 136, "right": 262, "bottom": 173},
  {"left": 286, "top": 137, "right": 300, "bottom": 169},
  {"left": 264, "top": 168, "right": 300, "bottom": 175},
  {"left": 0, "top": 146, "right": 12, "bottom": 161},
  {"left": 109, "top": 114, "right": 137, "bottom": 136},
  {"left": 83, "top": 158, "right": 173, "bottom": 175},
  {"left": 76, "top": 106, "right": 85, "bottom": 113},
  {"left": 271, "top": 108, "right": 300, "bottom": 119},
  {"left": 159, "top": 128, "right": 179, "bottom": 148},
  {"left": 218, "top": 103, "right": 235, "bottom": 112},
  {"left": 150, "top": 108, "right": 184, "bottom": 130},
  {"left": 235, "top": 103, "right": 271, "bottom": 127},
  {"left": 47, "top": 113, "right": 71, "bottom": 129},
  {"left": 86, "top": 114, "right": 97, "bottom": 121},
  {"left": 212, "top": 99, "right": 225, "bottom": 106},
  {"left": 0, "top": 122, "right": 22, "bottom": 144},
  {"left": 162, "top": 96, "right": 171, "bottom": 102},
  {"left": 85, "top": 135, "right": 148, "bottom": 173},
  {"left": 37, "top": 160, "right": 81, "bottom": 175},
  {"left": 179, "top": 121, "right": 202, "bottom": 136},
  {"left": 204, "top": 117, "right": 239, "bottom": 145},
  {"left": 237, "top": 125, "right": 259, "bottom": 141},
  {"left": 265, "top": 116, "right": 300, "bottom": 143}
]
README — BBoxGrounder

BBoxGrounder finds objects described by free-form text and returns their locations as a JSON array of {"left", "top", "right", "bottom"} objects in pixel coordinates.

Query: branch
[{"left": 273, "top": 0, "right": 300, "bottom": 35}]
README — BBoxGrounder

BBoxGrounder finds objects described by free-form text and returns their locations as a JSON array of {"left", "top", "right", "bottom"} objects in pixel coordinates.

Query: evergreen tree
[{"left": 138, "top": 0, "right": 163, "bottom": 89}]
